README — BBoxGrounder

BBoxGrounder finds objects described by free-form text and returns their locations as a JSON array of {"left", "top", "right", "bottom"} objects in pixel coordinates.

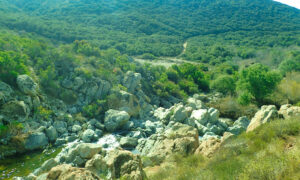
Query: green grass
[{"left": 148, "top": 116, "right": 300, "bottom": 180}]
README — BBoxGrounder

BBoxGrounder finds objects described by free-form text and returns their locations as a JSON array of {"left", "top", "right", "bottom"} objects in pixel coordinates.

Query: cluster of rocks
[
  {"left": 2, "top": 70, "right": 300, "bottom": 179},
  {"left": 24, "top": 143, "right": 145, "bottom": 180},
  {"left": 0, "top": 71, "right": 151, "bottom": 159},
  {"left": 194, "top": 104, "right": 300, "bottom": 158}
]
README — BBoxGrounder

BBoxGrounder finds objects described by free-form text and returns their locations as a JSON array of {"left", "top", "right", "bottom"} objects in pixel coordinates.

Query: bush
[
  {"left": 178, "top": 79, "right": 198, "bottom": 95},
  {"left": 0, "top": 51, "right": 29, "bottom": 86},
  {"left": 211, "top": 75, "right": 236, "bottom": 95},
  {"left": 237, "top": 64, "right": 282, "bottom": 105},
  {"left": 175, "top": 63, "right": 210, "bottom": 91},
  {"left": 83, "top": 100, "right": 107, "bottom": 118},
  {"left": 60, "top": 89, "right": 78, "bottom": 105},
  {"left": 279, "top": 59, "right": 300, "bottom": 75},
  {"left": 0, "top": 125, "right": 8, "bottom": 138},
  {"left": 73, "top": 40, "right": 101, "bottom": 57},
  {"left": 36, "top": 106, "right": 53, "bottom": 120},
  {"left": 141, "top": 53, "right": 156, "bottom": 60},
  {"left": 208, "top": 96, "right": 258, "bottom": 119},
  {"left": 274, "top": 72, "right": 300, "bottom": 104},
  {"left": 166, "top": 69, "right": 179, "bottom": 83}
]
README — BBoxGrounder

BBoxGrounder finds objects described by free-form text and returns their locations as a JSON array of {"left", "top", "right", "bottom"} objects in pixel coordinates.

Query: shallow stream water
[
  {"left": 0, "top": 148, "right": 61, "bottom": 180},
  {"left": 0, "top": 133, "right": 139, "bottom": 179}
]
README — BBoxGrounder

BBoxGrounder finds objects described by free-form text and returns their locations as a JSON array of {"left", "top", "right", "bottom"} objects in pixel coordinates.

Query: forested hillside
[{"left": 0, "top": 0, "right": 299, "bottom": 57}]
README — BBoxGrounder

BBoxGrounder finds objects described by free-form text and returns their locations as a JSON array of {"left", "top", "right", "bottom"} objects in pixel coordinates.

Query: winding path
[{"left": 133, "top": 41, "right": 200, "bottom": 68}]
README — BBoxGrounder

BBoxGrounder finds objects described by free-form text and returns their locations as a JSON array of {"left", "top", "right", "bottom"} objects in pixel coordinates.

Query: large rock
[
  {"left": 72, "top": 125, "right": 82, "bottom": 133},
  {"left": 82, "top": 129, "right": 97, "bottom": 143},
  {"left": 25, "top": 132, "right": 49, "bottom": 150},
  {"left": 208, "top": 108, "right": 220, "bottom": 124},
  {"left": 190, "top": 109, "right": 210, "bottom": 125},
  {"left": 170, "top": 104, "right": 192, "bottom": 123},
  {"left": 120, "top": 137, "right": 138, "bottom": 149},
  {"left": 53, "top": 121, "right": 67, "bottom": 134},
  {"left": 116, "top": 90, "right": 140, "bottom": 117},
  {"left": 195, "top": 137, "right": 221, "bottom": 158},
  {"left": 33, "top": 158, "right": 59, "bottom": 176},
  {"left": 228, "top": 116, "right": 250, "bottom": 135},
  {"left": 104, "top": 109, "right": 130, "bottom": 132},
  {"left": 17, "top": 74, "right": 39, "bottom": 96},
  {"left": 77, "top": 78, "right": 111, "bottom": 105},
  {"left": 45, "top": 126, "right": 58, "bottom": 142},
  {"left": 279, "top": 104, "right": 300, "bottom": 119},
  {"left": 1, "top": 101, "right": 30, "bottom": 123},
  {"left": 86, "top": 149, "right": 145, "bottom": 180},
  {"left": 137, "top": 123, "right": 199, "bottom": 163},
  {"left": 247, "top": 105, "right": 278, "bottom": 132},
  {"left": 57, "top": 143, "right": 102, "bottom": 166},
  {"left": 0, "top": 81, "right": 13, "bottom": 105},
  {"left": 45, "top": 164, "right": 100, "bottom": 180},
  {"left": 186, "top": 97, "right": 206, "bottom": 110},
  {"left": 122, "top": 71, "right": 142, "bottom": 93},
  {"left": 153, "top": 107, "right": 172, "bottom": 124}
]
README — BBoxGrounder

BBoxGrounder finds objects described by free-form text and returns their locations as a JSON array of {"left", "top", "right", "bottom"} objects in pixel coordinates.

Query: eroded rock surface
[
  {"left": 137, "top": 122, "right": 199, "bottom": 163},
  {"left": 247, "top": 105, "right": 278, "bottom": 132}
]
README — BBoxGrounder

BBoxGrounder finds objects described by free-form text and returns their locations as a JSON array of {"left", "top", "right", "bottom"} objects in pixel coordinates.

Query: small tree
[{"left": 237, "top": 64, "right": 281, "bottom": 105}]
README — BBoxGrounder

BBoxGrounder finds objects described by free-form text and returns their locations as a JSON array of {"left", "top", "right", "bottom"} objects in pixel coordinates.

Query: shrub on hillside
[
  {"left": 236, "top": 64, "right": 282, "bottom": 105},
  {"left": 178, "top": 79, "right": 198, "bottom": 95},
  {"left": 0, "top": 51, "right": 29, "bottom": 86},
  {"left": 208, "top": 96, "right": 257, "bottom": 119},
  {"left": 141, "top": 53, "right": 156, "bottom": 60},
  {"left": 279, "top": 59, "right": 300, "bottom": 75},
  {"left": 211, "top": 75, "right": 236, "bottom": 95},
  {"left": 270, "top": 72, "right": 300, "bottom": 105}
]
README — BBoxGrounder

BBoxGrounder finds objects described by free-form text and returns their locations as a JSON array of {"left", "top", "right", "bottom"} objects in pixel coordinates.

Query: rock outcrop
[
  {"left": 279, "top": 104, "right": 300, "bottom": 119},
  {"left": 247, "top": 105, "right": 278, "bottom": 132},
  {"left": 82, "top": 129, "right": 97, "bottom": 143},
  {"left": 1, "top": 100, "right": 30, "bottom": 123},
  {"left": 0, "top": 81, "right": 13, "bottom": 105},
  {"left": 25, "top": 132, "right": 48, "bottom": 151},
  {"left": 86, "top": 149, "right": 145, "bottom": 180},
  {"left": 17, "top": 74, "right": 39, "bottom": 96},
  {"left": 56, "top": 143, "right": 102, "bottom": 167},
  {"left": 228, "top": 116, "right": 250, "bottom": 135},
  {"left": 104, "top": 109, "right": 130, "bottom": 132},
  {"left": 122, "top": 71, "right": 142, "bottom": 93},
  {"left": 115, "top": 90, "right": 141, "bottom": 117},
  {"left": 45, "top": 126, "right": 58, "bottom": 142},
  {"left": 195, "top": 137, "right": 221, "bottom": 157},
  {"left": 137, "top": 122, "right": 199, "bottom": 163},
  {"left": 46, "top": 164, "right": 101, "bottom": 180}
]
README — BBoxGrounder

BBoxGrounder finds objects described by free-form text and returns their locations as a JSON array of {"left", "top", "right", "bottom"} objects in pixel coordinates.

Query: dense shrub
[
  {"left": 270, "top": 72, "right": 300, "bottom": 105},
  {"left": 279, "top": 59, "right": 300, "bottom": 75},
  {"left": 175, "top": 63, "right": 210, "bottom": 91},
  {"left": 0, "top": 51, "right": 29, "bottom": 86},
  {"left": 83, "top": 100, "right": 107, "bottom": 118},
  {"left": 237, "top": 64, "right": 282, "bottom": 105},
  {"left": 208, "top": 96, "right": 258, "bottom": 119},
  {"left": 141, "top": 53, "right": 156, "bottom": 60},
  {"left": 211, "top": 75, "right": 236, "bottom": 95},
  {"left": 36, "top": 106, "right": 53, "bottom": 120}
]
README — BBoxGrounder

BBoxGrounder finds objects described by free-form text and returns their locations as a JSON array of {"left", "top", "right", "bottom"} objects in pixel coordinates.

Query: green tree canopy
[{"left": 237, "top": 64, "right": 282, "bottom": 105}]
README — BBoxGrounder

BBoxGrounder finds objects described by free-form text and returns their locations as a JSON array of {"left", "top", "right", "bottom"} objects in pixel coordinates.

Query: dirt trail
[{"left": 133, "top": 41, "right": 199, "bottom": 68}]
